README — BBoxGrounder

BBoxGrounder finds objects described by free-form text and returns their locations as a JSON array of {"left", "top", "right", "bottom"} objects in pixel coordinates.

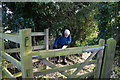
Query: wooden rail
[
  {"left": 2, "top": 66, "right": 16, "bottom": 79},
  {"left": 3, "top": 52, "right": 21, "bottom": 70},
  {"left": 0, "top": 33, "right": 20, "bottom": 43},
  {"left": 31, "top": 32, "right": 45, "bottom": 36},
  {"left": 32, "top": 45, "right": 100, "bottom": 58},
  {"left": 13, "top": 60, "right": 96, "bottom": 77},
  {"left": 5, "top": 45, "right": 45, "bottom": 53}
]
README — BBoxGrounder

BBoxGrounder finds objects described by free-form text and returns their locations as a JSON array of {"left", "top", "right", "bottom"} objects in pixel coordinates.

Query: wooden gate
[{"left": 0, "top": 28, "right": 116, "bottom": 79}]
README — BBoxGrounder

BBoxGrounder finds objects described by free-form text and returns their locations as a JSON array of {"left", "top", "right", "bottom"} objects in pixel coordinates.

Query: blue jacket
[{"left": 53, "top": 35, "right": 72, "bottom": 47}]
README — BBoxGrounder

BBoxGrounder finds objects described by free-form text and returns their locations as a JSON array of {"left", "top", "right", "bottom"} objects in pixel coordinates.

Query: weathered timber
[
  {"left": 94, "top": 39, "right": 105, "bottom": 78},
  {"left": 19, "top": 29, "right": 33, "bottom": 78},
  {"left": 33, "top": 61, "right": 96, "bottom": 76},
  {"left": 75, "top": 71, "right": 94, "bottom": 78},
  {"left": 14, "top": 67, "right": 44, "bottom": 78},
  {"left": 31, "top": 32, "right": 45, "bottom": 36},
  {"left": 5, "top": 45, "right": 45, "bottom": 53},
  {"left": 42, "top": 59, "right": 70, "bottom": 77},
  {"left": 32, "top": 45, "right": 100, "bottom": 59},
  {"left": 32, "top": 45, "right": 45, "bottom": 50},
  {"left": 0, "top": 33, "right": 20, "bottom": 43},
  {"left": 13, "top": 60, "right": 95, "bottom": 78},
  {"left": 100, "top": 38, "right": 116, "bottom": 78},
  {"left": 5, "top": 48, "right": 20, "bottom": 53},
  {"left": 83, "top": 46, "right": 104, "bottom": 52},
  {"left": 44, "top": 29, "right": 49, "bottom": 50},
  {"left": 2, "top": 66, "right": 16, "bottom": 79},
  {"left": 69, "top": 50, "right": 98, "bottom": 78},
  {"left": 3, "top": 52, "right": 21, "bottom": 70},
  {"left": 0, "top": 27, "right": 4, "bottom": 79}
]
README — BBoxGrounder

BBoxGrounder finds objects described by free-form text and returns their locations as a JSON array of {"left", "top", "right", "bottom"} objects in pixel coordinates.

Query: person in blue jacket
[{"left": 53, "top": 29, "right": 72, "bottom": 65}]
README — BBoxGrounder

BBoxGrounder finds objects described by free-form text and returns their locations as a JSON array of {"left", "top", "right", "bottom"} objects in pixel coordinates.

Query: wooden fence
[{"left": 0, "top": 28, "right": 116, "bottom": 79}]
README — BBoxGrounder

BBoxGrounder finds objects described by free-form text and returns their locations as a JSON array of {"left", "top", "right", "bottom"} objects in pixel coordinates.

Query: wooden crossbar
[
  {"left": 0, "top": 33, "right": 20, "bottom": 43},
  {"left": 31, "top": 32, "right": 45, "bottom": 36},
  {"left": 5, "top": 48, "right": 20, "bottom": 53},
  {"left": 32, "top": 45, "right": 45, "bottom": 50},
  {"left": 42, "top": 59, "right": 70, "bottom": 77},
  {"left": 32, "top": 45, "right": 100, "bottom": 59},
  {"left": 83, "top": 46, "right": 104, "bottom": 52},
  {"left": 2, "top": 66, "right": 16, "bottom": 79},
  {"left": 34, "top": 60, "right": 96, "bottom": 76},
  {"left": 12, "top": 60, "right": 96, "bottom": 78},
  {"left": 5, "top": 45, "right": 45, "bottom": 53},
  {"left": 69, "top": 50, "right": 98, "bottom": 78},
  {"left": 75, "top": 71, "right": 94, "bottom": 78},
  {"left": 3, "top": 52, "right": 21, "bottom": 70}
]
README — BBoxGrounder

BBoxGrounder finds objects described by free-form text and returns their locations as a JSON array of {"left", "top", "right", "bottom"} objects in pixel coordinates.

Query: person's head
[{"left": 64, "top": 29, "right": 70, "bottom": 38}]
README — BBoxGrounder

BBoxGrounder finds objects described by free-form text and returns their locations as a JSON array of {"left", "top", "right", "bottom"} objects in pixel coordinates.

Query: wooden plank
[
  {"left": 32, "top": 45, "right": 100, "bottom": 59},
  {"left": 31, "top": 32, "right": 45, "bottom": 36},
  {"left": 5, "top": 48, "right": 20, "bottom": 53},
  {"left": 69, "top": 50, "right": 98, "bottom": 78},
  {"left": 14, "top": 72, "right": 22, "bottom": 78},
  {"left": 3, "top": 52, "right": 21, "bottom": 70},
  {"left": 34, "top": 60, "right": 96, "bottom": 76},
  {"left": 44, "top": 29, "right": 49, "bottom": 50},
  {"left": 0, "top": 33, "right": 20, "bottom": 43},
  {"left": 2, "top": 66, "right": 16, "bottom": 79},
  {"left": 94, "top": 39, "right": 105, "bottom": 78},
  {"left": 19, "top": 29, "right": 33, "bottom": 78},
  {"left": 13, "top": 60, "right": 96, "bottom": 78},
  {"left": 42, "top": 59, "right": 69, "bottom": 77},
  {"left": 83, "top": 46, "right": 104, "bottom": 52},
  {"left": 32, "top": 45, "right": 45, "bottom": 50},
  {"left": 75, "top": 71, "right": 94, "bottom": 78},
  {"left": 0, "top": 27, "right": 4, "bottom": 79},
  {"left": 100, "top": 38, "right": 116, "bottom": 78},
  {"left": 14, "top": 67, "right": 44, "bottom": 78},
  {"left": 5, "top": 45, "right": 44, "bottom": 53}
]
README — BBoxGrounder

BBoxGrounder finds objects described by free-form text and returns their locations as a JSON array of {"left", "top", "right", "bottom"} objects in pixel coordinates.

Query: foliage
[
  {"left": 2, "top": 2, "right": 98, "bottom": 47},
  {"left": 2, "top": 2, "right": 120, "bottom": 78},
  {"left": 2, "top": 2, "right": 120, "bottom": 47},
  {"left": 94, "top": 2, "right": 120, "bottom": 42}
]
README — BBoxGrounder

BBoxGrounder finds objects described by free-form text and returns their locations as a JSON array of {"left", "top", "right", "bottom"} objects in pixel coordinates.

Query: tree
[
  {"left": 95, "top": 2, "right": 120, "bottom": 42},
  {"left": 3, "top": 2, "right": 98, "bottom": 47}
]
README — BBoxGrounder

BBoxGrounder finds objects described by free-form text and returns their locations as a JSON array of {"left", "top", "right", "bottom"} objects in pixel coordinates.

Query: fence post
[
  {"left": 0, "top": 2, "right": 2, "bottom": 80},
  {"left": 44, "top": 29, "right": 49, "bottom": 50},
  {"left": 0, "top": 27, "right": 4, "bottom": 80},
  {"left": 100, "top": 38, "right": 116, "bottom": 78},
  {"left": 94, "top": 39, "right": 105, "bottom": 78},
  {"left": 44, "top": 29, "right": 49, "bottom": 70},
  {"left": 19, "top": 29, "right": 33, "bottom": 78}
]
